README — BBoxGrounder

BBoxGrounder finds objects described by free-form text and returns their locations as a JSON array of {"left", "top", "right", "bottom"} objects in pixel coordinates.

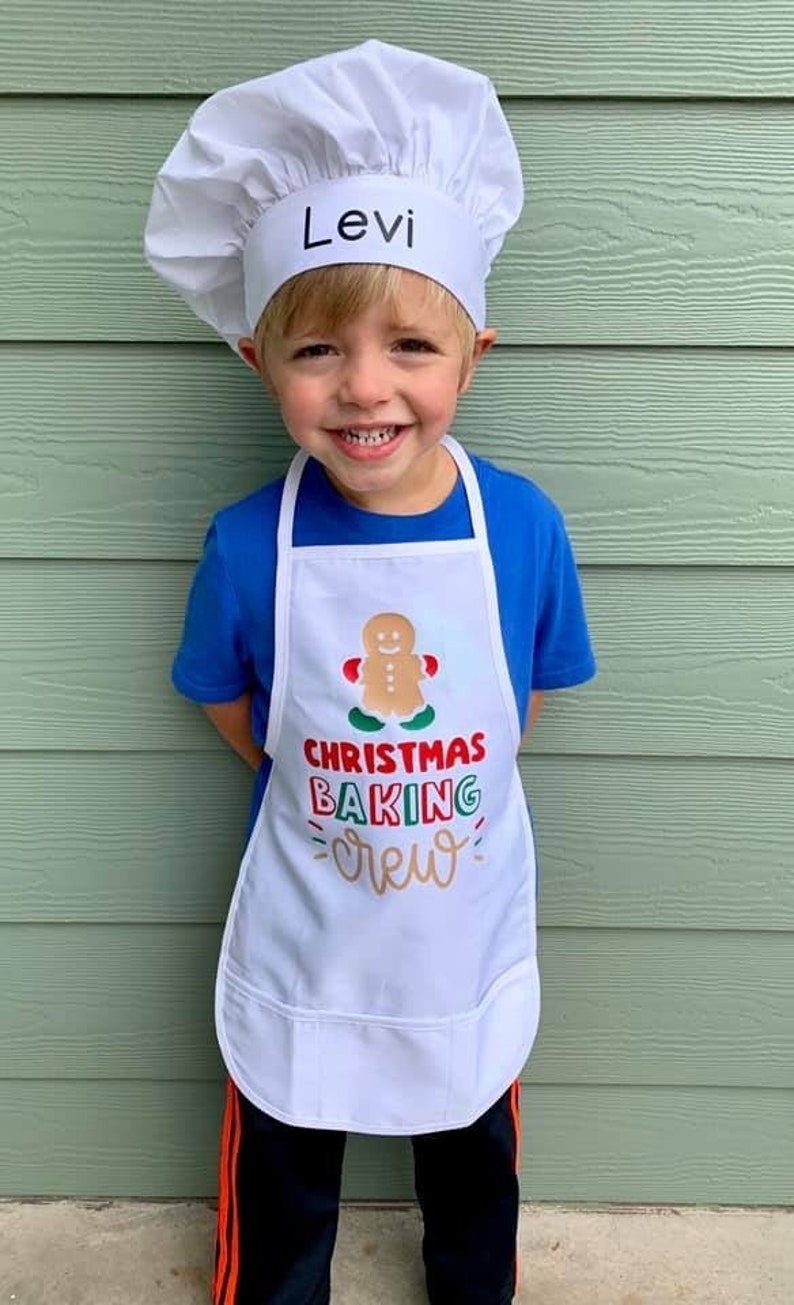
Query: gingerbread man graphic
[{"left": 342, "top": 613, "right": 439, "bottom": 732}]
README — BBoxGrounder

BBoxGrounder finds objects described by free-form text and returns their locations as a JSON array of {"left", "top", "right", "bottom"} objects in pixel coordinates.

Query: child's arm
[
  {"left": 520, "top": 690, "right": 545, "bottom": 747},
  {"left": 525, "top": 690, "right": 544, "bottom": 734},
  {"left": 203, "top": 693, "right": 263, "bottom": 770}
]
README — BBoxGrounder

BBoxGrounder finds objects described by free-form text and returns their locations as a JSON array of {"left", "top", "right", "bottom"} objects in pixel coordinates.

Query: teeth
[{"left": 339, "top": 426, "right": 398, "bottom": 446}]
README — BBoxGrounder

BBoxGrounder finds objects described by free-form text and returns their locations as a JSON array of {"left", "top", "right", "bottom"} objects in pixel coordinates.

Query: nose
[{"left": 338, "top": 347, "right": 392, "bottom": 409}]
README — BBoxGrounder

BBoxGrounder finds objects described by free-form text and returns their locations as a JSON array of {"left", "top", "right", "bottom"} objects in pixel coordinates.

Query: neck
[{"left": 326, "top": 445, "right": 459, "bottom": 516}]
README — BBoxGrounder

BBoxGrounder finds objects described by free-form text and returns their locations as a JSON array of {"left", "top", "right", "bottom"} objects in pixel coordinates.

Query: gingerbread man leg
[
  {"left": 348, "top": 706, "right": 386, "bottom": 732},
  {"left": 399, "top": 703, "right": 436, "bottom": 731}
]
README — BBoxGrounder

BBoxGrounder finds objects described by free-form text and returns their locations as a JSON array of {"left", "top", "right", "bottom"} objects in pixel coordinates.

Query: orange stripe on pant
[
  {"left": 510, "top": 1079, "right": 522, "bottom": 1174},
  {"left": 510, "top": 1079, "right": 523, "bottom": 1297},
  {"left": 214, "top": 1080, "right": 242, "bottom": 1305}
]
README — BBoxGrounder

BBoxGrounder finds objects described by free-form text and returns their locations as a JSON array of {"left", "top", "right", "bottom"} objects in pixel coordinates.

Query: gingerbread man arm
[
  {"left": 342, "top": 656, "right": 362, "bottom": 684},
  {"left": 422, "top": 654, "right": 439, "bottom": 678}
]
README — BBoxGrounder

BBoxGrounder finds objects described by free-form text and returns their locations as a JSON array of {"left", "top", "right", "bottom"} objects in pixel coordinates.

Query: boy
[{"left": 145, "top": 40, "right": 595, "bottom": 1305}]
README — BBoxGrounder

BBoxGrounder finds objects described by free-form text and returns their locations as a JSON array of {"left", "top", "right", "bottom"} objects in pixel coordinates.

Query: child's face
[{"left": 245, "top": 272, "right": 495, "bottom": 513}]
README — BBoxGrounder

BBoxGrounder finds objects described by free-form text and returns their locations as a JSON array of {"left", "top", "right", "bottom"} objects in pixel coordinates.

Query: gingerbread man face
[{"left": 362, "top": 613, "right": 416, "bottom": 658}]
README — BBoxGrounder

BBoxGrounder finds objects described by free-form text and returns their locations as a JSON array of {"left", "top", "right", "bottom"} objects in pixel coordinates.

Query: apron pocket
[
  {"left": 316, "top": 1014, "right": 453, "bottom": 1132},
  {"left": 217, "top": 974, "right": 321, "bottom": 1123}
]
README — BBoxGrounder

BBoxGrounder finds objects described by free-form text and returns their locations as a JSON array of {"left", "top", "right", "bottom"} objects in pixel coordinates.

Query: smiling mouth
[{"left": 335, "top": 426, "right": 402, "bottom": 446}]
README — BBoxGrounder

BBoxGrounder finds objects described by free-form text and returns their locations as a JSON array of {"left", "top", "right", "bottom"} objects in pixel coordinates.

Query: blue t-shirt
[{"left": 173, "top": 451, "right": 595, "bottom": 817}]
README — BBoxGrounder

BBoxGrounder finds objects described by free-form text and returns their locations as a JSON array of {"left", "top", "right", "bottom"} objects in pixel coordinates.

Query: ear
[
  {"left": 238, "top": 335, "right": 280, "bottom": 399},
  {"left": 237, "top": 336, "right": 261, "bottom": 373},
  {"left": 459, "top": 328, "right": 498, "bottom": 395}
]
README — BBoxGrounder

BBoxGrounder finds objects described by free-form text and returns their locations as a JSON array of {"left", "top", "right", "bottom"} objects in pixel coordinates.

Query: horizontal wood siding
[
  {"left": 1, "top": 7, "right": 792, "bottom": 1204},
  {"left": 4, "top": 1081, "right": 793, "bottom": 1204},
  {"left": 3, "top": 565, "right": 793, "bottom": 756},
  {"left": 2, "top": 925, "right": 792, "bottom": 1086},
  {"left": 6, "top": 2, "right": 794, "bottom": 97},
  {"left": 2, "top": 755, "right": 793, "bottom": 929},
  {"left": 8, "top": 101, "right": 794, "bottom": 345},
  {"left": 3, "top": 346, "right": 794, "bottom": 564}
]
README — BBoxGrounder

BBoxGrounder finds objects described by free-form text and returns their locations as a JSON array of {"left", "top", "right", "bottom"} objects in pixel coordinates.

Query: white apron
[{"left": 215, "top": 437, "right": 539, "bottom": 1134}]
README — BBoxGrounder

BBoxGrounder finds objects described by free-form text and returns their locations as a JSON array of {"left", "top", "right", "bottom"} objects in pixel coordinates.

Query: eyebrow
[
  {"left": 389, "top": 320, "right": 436, "bottom": 334},
  {"left": 286, "top": 325, "right": 325, "bottom": 341},
  {"left": 284, "top": 316, "right": 447, "bottom": 342}
]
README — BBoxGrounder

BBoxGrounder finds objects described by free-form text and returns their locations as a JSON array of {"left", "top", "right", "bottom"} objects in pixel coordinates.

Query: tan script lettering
[{"left": 331, "top": 828, "right": 469, "bottom": 896}]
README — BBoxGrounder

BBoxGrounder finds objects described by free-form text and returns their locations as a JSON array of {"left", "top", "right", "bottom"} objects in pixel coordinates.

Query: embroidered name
[{"left": 303, "top": 205, "right": 415, "bottom": 250}]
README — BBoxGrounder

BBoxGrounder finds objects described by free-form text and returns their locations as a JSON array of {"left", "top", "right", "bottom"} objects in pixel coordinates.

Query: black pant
[{"left": 214, "top": 1080, "right": 521, "bottom": 1305}]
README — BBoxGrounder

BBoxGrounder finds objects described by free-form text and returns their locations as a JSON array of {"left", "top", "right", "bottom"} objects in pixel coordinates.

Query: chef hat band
[
  {"left": 144, "top": 40, "right": 524, "bottom": 355},
  {"left": 243, "top": 175, "right": 489, "bottom": 333}
]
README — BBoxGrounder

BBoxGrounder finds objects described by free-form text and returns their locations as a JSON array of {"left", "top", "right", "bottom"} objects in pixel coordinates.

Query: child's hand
[{"left": 202, "top": 693, "right": 263, "bottom": 769}]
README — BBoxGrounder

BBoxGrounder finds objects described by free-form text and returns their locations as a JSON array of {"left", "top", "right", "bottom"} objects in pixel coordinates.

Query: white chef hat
[{"left": 144, "top": 39, "right": 524, "bottom": 354}]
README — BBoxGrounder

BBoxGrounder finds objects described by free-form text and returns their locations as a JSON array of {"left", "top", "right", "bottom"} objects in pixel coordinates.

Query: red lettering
[
  {"left": 306, "top": 734, "right": 485, "bottom": 776},
  {"left": 395, "top": 741, "right": 418, "bottom": 774},
  {"left": 309, "top": 775, "right": 336, "bottom": 816},
  {"left": 361, "top": 742, "right": 396, "bottom": 774},
  {"left": 375, "top": 743, "right": 398, "bottom": 774},
  {"left": 339, "top": 742, "right": 362, "bottom": 774},
  {"left": 421, "top": 779, "right": 454, "bottom": 824},
  {"left": 369, "top": 783, "right": 402, "bottom": 827},
  {"left": 444, "top": 736, "right": 470, "bottom": 767},
  {"left": 318, "top": 740, "right": 341, "bottom": 770},
  {"left": 417, "top": 739, "right": 445, "bottom": 772}
]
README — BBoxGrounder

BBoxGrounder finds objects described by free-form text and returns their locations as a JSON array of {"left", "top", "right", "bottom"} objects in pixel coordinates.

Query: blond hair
[{"left": 253, "top": 264, "right": 477, "bottom": 371}]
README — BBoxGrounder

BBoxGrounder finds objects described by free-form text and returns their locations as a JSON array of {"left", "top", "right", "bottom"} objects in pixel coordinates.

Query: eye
[
  {"left": 291, "top": 343, "right": 334, "bottom": 360},
  {"left": 391, "top": 630, "right": 400, "bottom": 639},
  {"left": 394, "top": 337, "right": 435, "bottom": 354}
]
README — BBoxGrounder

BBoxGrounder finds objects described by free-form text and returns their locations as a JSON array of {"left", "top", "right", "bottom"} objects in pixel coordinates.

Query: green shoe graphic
[
  {"left": 348, "top": 707, "right": 386, "bottom": 732},
  {"left": 400, "top": 704, "right": 435, "bottom": 731}
]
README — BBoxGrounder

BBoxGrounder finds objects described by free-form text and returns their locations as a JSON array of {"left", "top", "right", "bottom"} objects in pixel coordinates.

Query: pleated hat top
[{"left": 144, "top": 40, "right": 524, "bottom": 353}]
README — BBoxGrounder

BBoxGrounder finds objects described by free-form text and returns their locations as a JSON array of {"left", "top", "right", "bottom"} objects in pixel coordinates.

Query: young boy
[{"left": 145, "top": 40, "right": 595, "bottom": 1305}]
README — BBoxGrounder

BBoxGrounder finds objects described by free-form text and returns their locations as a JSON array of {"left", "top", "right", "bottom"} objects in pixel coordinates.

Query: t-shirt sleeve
[
  {"left": 532, "top": 511, "right": 596, "bottom": 691},
  {"left": 171, "top": 521, "right": 253, "bottom": 704}
]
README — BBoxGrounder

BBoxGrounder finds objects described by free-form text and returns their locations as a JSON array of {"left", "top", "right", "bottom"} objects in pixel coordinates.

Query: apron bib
[{"left": 215, "top": 438, "right": 539, "bottom": 1134}]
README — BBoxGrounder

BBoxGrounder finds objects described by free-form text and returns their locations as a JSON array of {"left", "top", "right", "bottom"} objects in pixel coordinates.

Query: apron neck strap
[{"left": 277, "top": 435, "right": 487, "bottom": 549}]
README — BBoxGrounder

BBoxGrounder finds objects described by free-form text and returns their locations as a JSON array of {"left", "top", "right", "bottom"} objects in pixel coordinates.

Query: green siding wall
[{"left": 1, "top": 4, "right": 793, "bottom": 1203}]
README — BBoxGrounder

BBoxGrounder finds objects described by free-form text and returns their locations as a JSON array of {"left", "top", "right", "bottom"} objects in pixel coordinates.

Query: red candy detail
[{"left": 342, "top": 657, "right": 362, "bottom": 683}]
